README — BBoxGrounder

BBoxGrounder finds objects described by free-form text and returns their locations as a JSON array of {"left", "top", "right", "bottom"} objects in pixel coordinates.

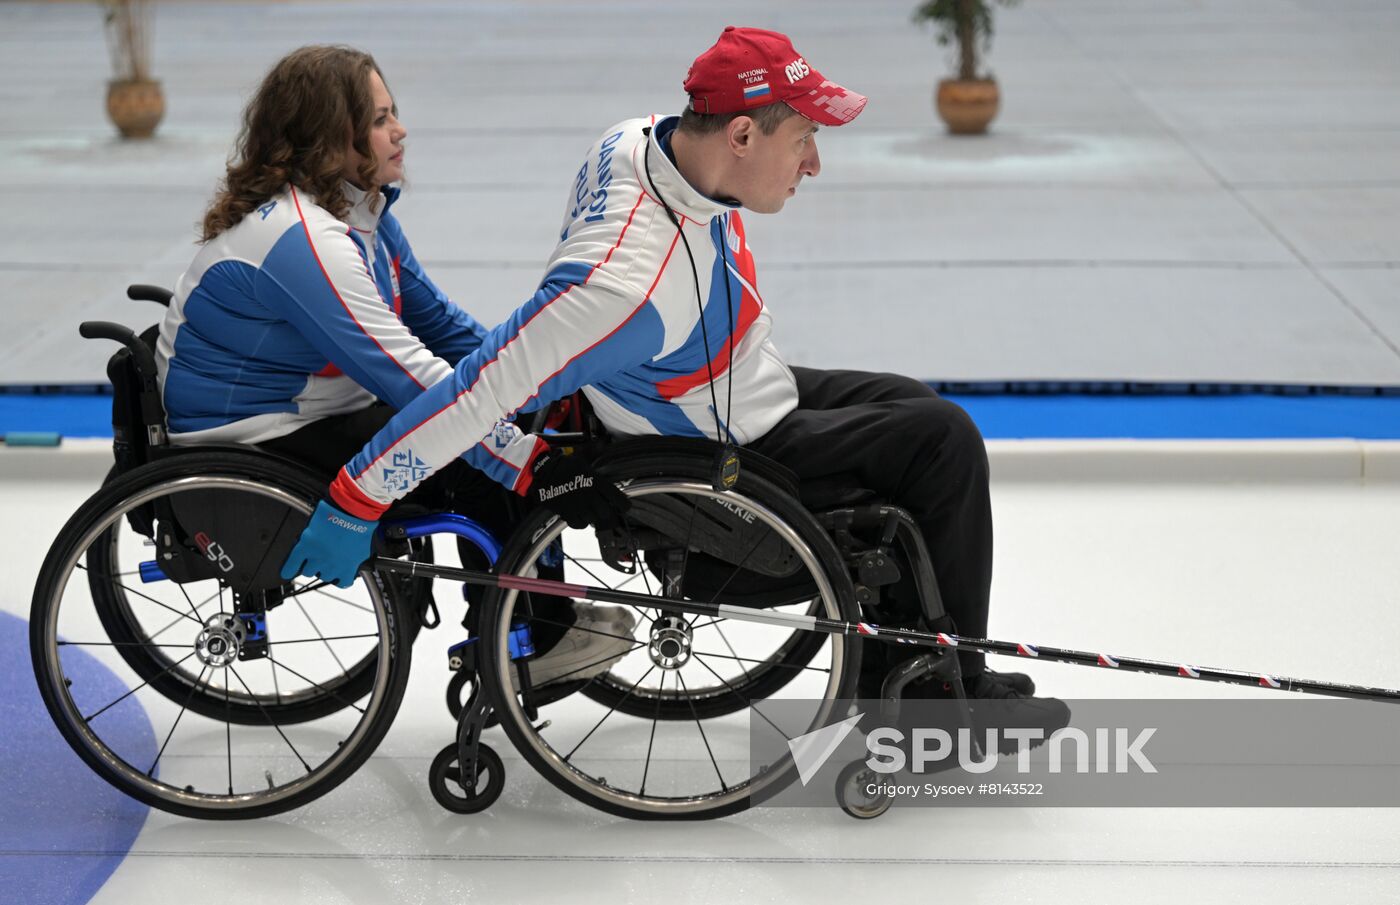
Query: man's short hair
[{"left": 678, "top": 102, "right": 799, "bottom": 136}]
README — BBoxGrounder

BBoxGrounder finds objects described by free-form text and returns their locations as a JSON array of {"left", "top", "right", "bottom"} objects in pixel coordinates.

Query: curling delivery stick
[{"left": 372, "top": 556, "right": 1400, "bottom": 705}]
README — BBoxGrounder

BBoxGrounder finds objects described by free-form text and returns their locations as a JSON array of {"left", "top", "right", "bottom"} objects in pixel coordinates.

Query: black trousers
[{"left": 749, "top": 368, "right": 993, "bottom": 675}]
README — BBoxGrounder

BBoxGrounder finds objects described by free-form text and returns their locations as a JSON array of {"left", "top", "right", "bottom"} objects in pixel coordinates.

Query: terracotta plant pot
[
  {"left": 935, "top": 78, "right": 1000, "bottom": 135},
  {"left": 106, "top": 79, "right": 164, "bottom": 139}
]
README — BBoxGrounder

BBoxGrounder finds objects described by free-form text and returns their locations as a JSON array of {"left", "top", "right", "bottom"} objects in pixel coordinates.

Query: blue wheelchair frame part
[
  {"left": 387, "top": 513, "right": 538, "bottom": 660},
  {"left": 384, "top": 513, "right": 503, "bottom": 565},
  {"left": 137, "top": 512, "right": 505, "bottom": 584},
  {"left": 134, "top": 510, "right": 542, "bottom": 660}
]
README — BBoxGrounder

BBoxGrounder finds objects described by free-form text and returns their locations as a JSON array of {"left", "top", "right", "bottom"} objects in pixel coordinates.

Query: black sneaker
[
  {"left": 856, "top": 658, "right": 1035, "bottom": 699},
  {"left": 981, "top": 668, "right": 1035, "bottom": 696},
  {"left": 912, "top": 671, "right": 1071, "bottom": 754}
]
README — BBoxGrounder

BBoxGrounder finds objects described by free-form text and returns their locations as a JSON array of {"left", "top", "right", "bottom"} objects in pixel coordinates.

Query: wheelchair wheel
[
  {"left": 30, "top": 450, "right": 413, "bottom": 819},
  {"left": 478, "top": 461, "right": 861, "bottom": 820},
  {"left": 429, "top": 742, "right": 505, "bottom": 814},
  {"left": 85, "top": 463, "right": 427, "bottom": 725}
]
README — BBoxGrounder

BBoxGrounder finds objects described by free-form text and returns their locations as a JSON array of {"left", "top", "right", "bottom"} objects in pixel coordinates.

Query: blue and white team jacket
[
  {"left": 328, "top": 115, "right": 799, "bottom": 519},
  {"left": 156, "top": 183, "right": 543, "bottom": 490}
]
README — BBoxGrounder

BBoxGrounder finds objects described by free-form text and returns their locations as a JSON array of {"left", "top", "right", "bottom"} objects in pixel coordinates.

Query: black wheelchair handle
[
  {"left": 127, "top": 284, "right": 173, "bottom": 307},
  {"left": 79, "top": 320, "right": 160, "bottom": 381}
]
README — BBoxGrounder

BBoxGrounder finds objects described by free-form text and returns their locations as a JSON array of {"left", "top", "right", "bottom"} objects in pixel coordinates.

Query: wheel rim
[
  {"left": 491, "top": 479, "right": 850, "bottom": 816},
  {"left": 37, "top": 475, "right": 397, "bottom": 813}
]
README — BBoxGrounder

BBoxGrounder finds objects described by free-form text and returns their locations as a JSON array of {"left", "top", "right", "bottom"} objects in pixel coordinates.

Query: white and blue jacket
[
  {"left": 156, "top": 183, "right": 542, "bottom": 490},
  {"left": 328, "top": 115, "right": 799, "bottom": 518}
]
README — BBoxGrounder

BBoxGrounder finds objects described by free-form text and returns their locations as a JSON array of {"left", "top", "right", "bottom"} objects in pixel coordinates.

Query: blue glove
[{"left": 280, "top": 499, "right": 378, "bottom": 589}]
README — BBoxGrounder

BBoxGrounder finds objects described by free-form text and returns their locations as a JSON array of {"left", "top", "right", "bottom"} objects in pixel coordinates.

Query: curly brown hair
[{"left": 201, "top": 45, "right": 387, "bottom": 242}]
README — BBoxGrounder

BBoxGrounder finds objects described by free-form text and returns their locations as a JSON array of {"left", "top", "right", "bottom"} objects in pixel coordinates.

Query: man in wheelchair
[{"left": 282, "top": 27, "right": 1070, "bottom": 745}]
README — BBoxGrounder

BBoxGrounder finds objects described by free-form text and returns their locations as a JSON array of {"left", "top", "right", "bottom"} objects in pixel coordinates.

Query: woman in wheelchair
[{"left": 152, "top": 44, "right": 635, "bottom": 685}]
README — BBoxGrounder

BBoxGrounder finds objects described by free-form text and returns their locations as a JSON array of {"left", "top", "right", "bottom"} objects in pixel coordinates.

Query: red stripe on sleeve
[
  {"left": 329, "top": 468, "right": 391, "bottom": 520},
  {"left": 512, "top": 437, "right": 551, "bottom": 496}
]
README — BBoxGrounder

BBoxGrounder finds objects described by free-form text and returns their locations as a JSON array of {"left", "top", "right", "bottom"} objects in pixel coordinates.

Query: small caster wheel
[
  {"left": 446, "top": 670, "right": 476, "bottom": 721},
  {"left": 836, "top": 759, "right": 892, "bottom": 820},
  {"left": 430, "top": 742, "right": 505, "bottom": 814}
]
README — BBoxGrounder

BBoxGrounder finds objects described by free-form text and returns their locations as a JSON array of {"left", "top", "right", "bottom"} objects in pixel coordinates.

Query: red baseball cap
[{"left": 683, "top": 26, "right": 867, "bottom": 127}]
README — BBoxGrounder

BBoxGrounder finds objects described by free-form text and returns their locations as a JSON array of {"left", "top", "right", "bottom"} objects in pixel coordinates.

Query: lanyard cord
[{"left": 643, "top": 137, "right": 736, "bottom": 445}]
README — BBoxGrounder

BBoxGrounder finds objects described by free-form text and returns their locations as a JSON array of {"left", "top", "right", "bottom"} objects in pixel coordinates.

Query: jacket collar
[
  {"left": 639, "top": 116, "right": 738, "bottom": 225},
  {"left": 339, "top": 182, "right": 400, "bottom": 233}
]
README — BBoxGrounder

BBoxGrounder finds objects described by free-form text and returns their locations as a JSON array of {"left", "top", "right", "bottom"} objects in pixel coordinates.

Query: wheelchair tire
[
  {"left": 478, "top": 453, "right": 861, "bottom": 820},
  {"left": 429, "top": 741, "right": 505, "bottom": 814},
  {"left": 31, "top": 450, "right": 414, "bottom": 819}
]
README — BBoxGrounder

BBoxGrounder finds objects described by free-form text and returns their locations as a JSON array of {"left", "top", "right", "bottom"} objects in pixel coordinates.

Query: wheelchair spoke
[
  {"left": 711, "top": 623, "right": 752, "bottom": 682},
  {"left": 563, "top": 664, "right": 657, "bottom": 763},
  {"left": 228, "top": 666, "right": 313, "bottom": 774},
  {"left": 268, "top": 640, "right": 282, "bottom": 706},
  {"left": 561, "top": 551, "right": 657, "bottom": 628},
  {"left": 261, "top": 655, "right": 367, "bottom": 716},
  {"left": 696, "top": 535, "right": 765, "bottom": 615},
  {"left": 82, "top": 651, "right": 199, "bottom": 723},
  {"left": 306, "top": 585, "right": 375, "bottom": 614},
  {"left": 290, "top": 582, "right": 375, "bottom": 615},
  {"left": 560, "top": 551, "right": 615, "bottom": 588},
  {"left": 58, "top": 639, "right": 191, "bottom": 649},
  {"left": 147, "top": 663, "right": 210, "bottom": 777},
  {"left": 527, "top": 638, "right": 649, "bottom": 688},
  {"left": 224, "top": 672, "right": 232, "bottom": 795},
  {"left": 525, "top": 613, "right": 641, "bottom": 645},
  {"left": 291, "top": 597, "right": 349, "bottom": 675},
  {"left": 262, "top": 633, "right": 381, "bottom": 645},
  {"left": 690, "top": 653, "right": 788, "bottom": 741},
  {"left": 75, "top": 562, "right": 205, "bottom": 628},
  {"left": 144, "top": 611, "right": 194, "bottom": 646},
  {"left": 174, "top": 581, "right": 210, "bottom": 627},
  {"left": 676, "top": 671, "right": 727, "bottom": 793},
  {"left": 689, "top": 649, "right": 831, "bottom": 675},
  {"left": 117, "top": 585, "right": 221, "bottom": 651},
  {"left": 143, "top": 587, "right": 221, "bottom": 646},
  {"left": 640, "top": 670, "right": 665, "bottom": 796}
]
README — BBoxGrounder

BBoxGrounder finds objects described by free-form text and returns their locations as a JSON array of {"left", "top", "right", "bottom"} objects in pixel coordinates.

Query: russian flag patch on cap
[{"left": 743, "top": 82, "right": 772, "bottom": 104}]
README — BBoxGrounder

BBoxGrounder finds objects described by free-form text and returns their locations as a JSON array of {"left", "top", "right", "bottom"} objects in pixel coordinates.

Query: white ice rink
[{"left": 6, "top": 445, "right": 1400, "bottom": 904}]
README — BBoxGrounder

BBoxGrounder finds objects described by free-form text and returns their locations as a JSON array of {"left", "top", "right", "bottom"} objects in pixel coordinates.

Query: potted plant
[
  {"left": 103, "top": 0, "right": 163, "bottom": 139},
  {"left": 913, "top": 0, "right": 1020, "bottom": 135}
]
